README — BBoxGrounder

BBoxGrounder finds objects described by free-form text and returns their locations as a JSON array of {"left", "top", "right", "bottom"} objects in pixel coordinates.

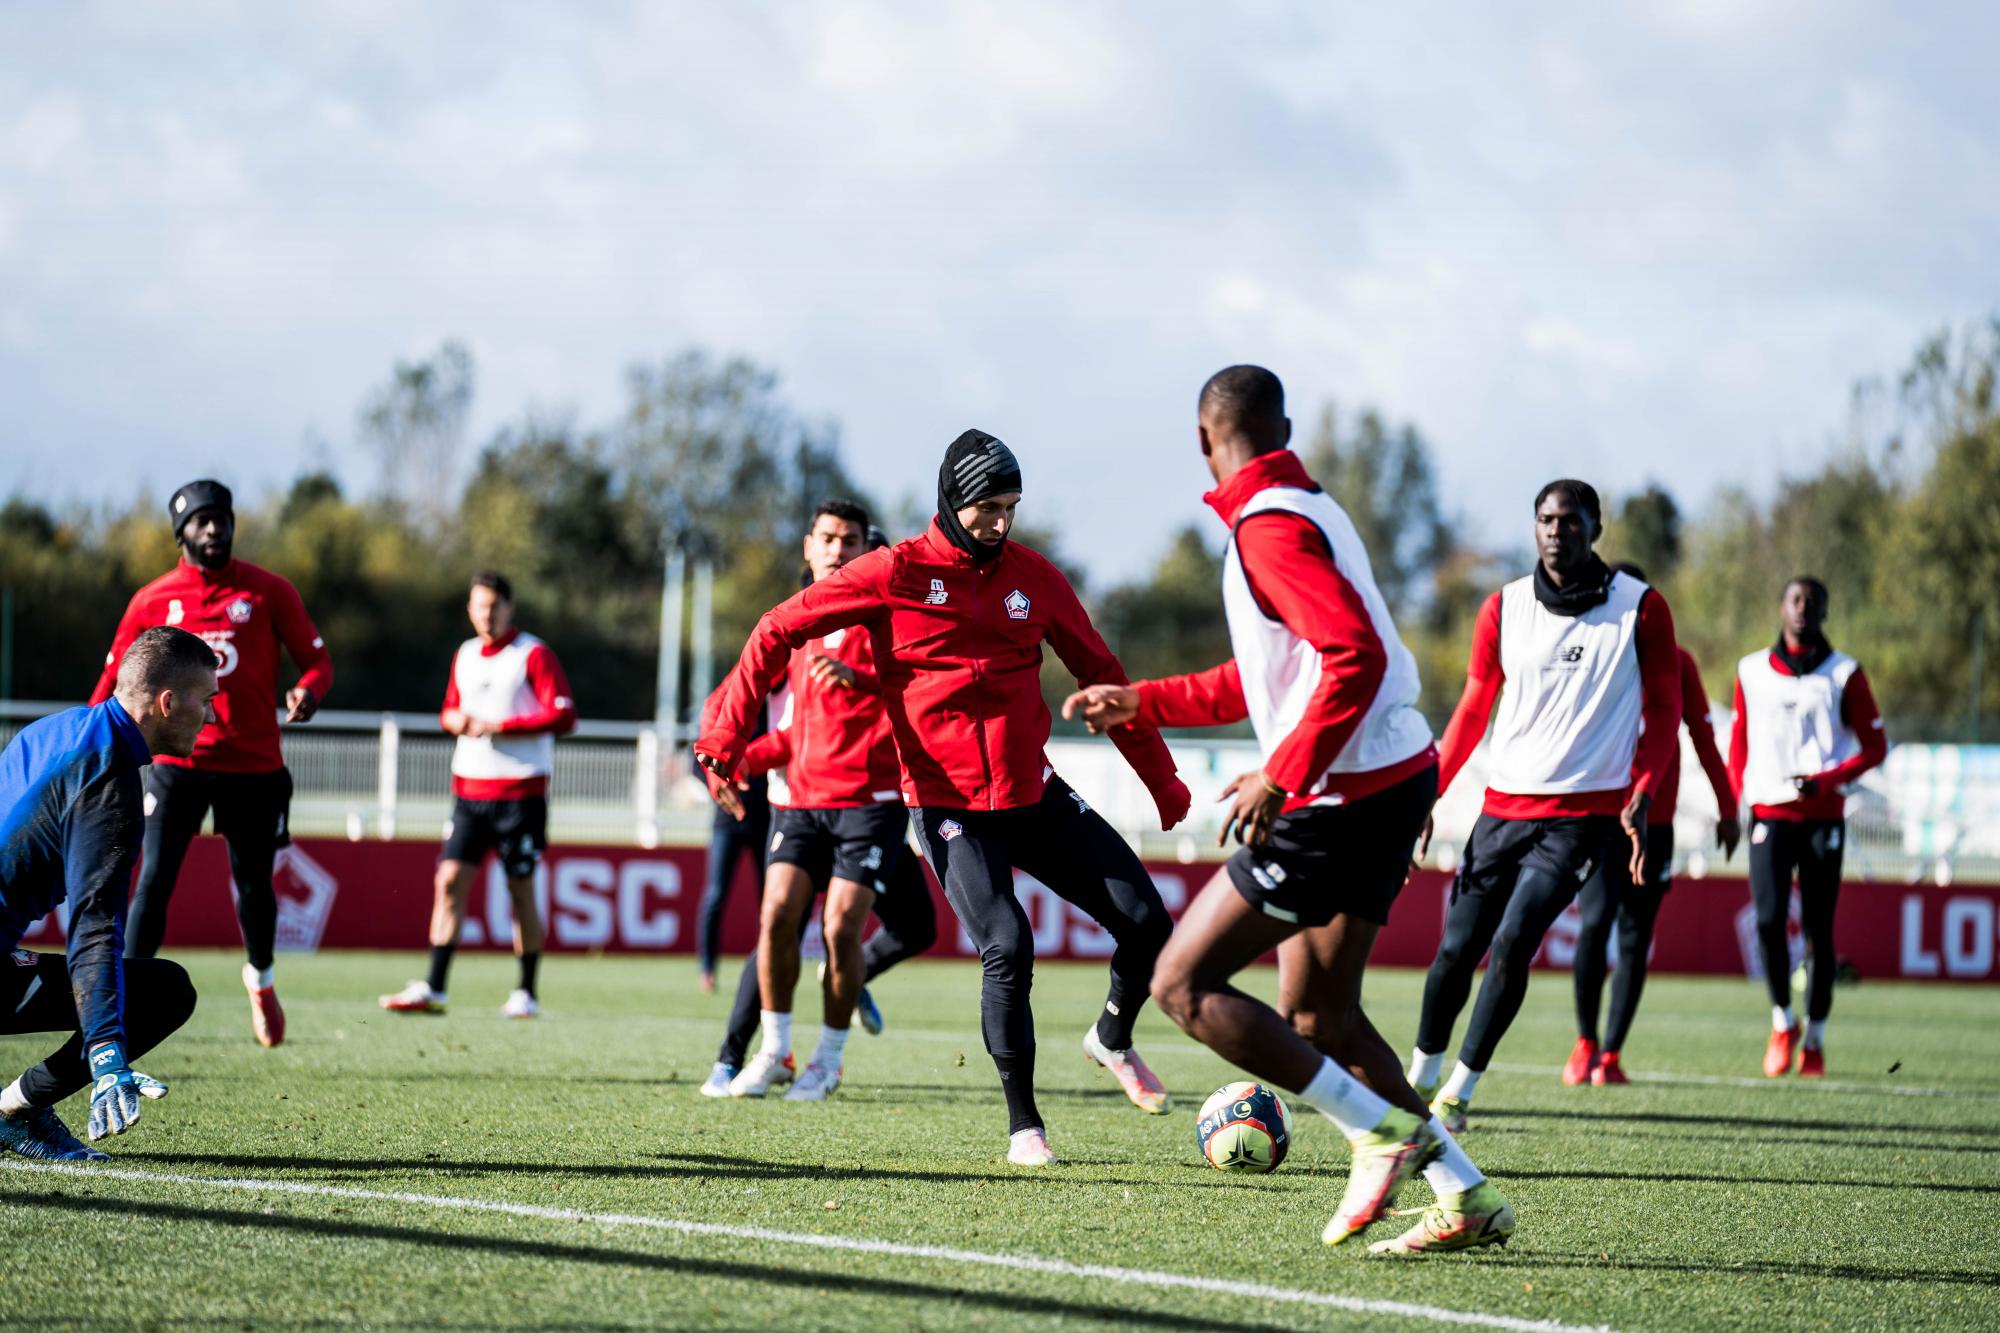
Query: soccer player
[
  {"left": 1727, "top": 576, "right": 1886, "bottom": 1078},
  {"left": 88, "top": 479, "right": 333, "bottom": 1048},
  {"left": 2, "top": 628, "right": 211, "bottom": 1160},
  {"left": 1066, "top": 365, "right": 1511, "bottom": 1255},
  {"left": 1407, "top": 479, "right": 1680, "bottom": 1133},
  {"left": 698, "top": 430, "right": 1191, "bottom": 1164},
  {"left": 1566, "top": 561, "right": 1741, "bottom": 1087},
  {"left": 701, "top": 500, "right": 913, "bottom": 1101},
  {"left": 379, "top": 572, "right": 576, "bottom": 1019}
]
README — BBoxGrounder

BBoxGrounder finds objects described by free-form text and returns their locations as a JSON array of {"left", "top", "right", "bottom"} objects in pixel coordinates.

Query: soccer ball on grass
[{"left": 1195, "top": 1080, "right": 1292, "bottom": 1173}]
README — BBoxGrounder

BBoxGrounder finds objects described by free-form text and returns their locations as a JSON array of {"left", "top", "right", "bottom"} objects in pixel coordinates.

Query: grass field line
[
  {"left": 1485, "top": 1061, "right": 2000, "bottom": 1100},
  {"left": 0, "top": 1159, "right": 1610, "bottom": 1333}
]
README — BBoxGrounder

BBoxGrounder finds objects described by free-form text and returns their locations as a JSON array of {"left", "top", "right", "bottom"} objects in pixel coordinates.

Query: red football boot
[
  {"left": 1799, "top": 1045, "right": 1825, "bottom": 1078},
  {"left": 1591, "top": 1051, "right": 1629, "bottom": 1085},
  {"left": 1762, "top": 1023, "right": 1797, "bottom": 1078},
  {"left": 1561, "top": 1036, "right": 1598, "bottom": 1086}
]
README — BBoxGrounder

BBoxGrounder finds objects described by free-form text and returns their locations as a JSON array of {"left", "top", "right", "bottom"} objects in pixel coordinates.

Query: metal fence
[{"left": 3, "top": 700, "right": 1992, "bottom": 883}]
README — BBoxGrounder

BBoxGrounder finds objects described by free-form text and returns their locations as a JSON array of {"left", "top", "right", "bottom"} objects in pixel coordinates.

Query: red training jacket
[
  {"left": 742, "top": 634, "right": 901, "bottom": 809},
  {"left": 1436, "top": 581, "right": 1681, "bottom": 819},
  {"left": 1132, "top": 449, "right": 1436, "bottom": 809},
  {"left": 1726, "top": 653, "right": 1887, "bottom": 822},
  {"left": 698, "top": 520, "right": 1187, "bottom": 820},
  {"left": 90, "top": 557, "right": 333, "bottom": 774},
  {"left": 1651, "top": 646, "right": 1734, "bottom": 827}
]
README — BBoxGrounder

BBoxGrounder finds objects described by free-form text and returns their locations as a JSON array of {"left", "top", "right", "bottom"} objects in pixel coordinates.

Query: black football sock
[
  {"left": 426, "top": 945, "right": 455, "bottom": 994},
  {"left": 994, "top": 1050, "right": 1041, "bottom": 1135},
  {"left": 518, "top": 951, "right": 541, "bottom": 1000},
  {"left": 1094, "top": 994, "right": 1138, "bottom": 1052}
]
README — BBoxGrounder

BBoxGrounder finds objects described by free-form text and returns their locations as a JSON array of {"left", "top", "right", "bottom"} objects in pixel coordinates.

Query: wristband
[{"left": 1259, "top": 775, "right": 1288, "bottom": 799}]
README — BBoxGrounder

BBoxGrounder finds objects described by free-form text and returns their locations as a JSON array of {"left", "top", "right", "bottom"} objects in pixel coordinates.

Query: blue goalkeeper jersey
[{"left": 0, "top": 700, "right": 152, "bottom": 1047}]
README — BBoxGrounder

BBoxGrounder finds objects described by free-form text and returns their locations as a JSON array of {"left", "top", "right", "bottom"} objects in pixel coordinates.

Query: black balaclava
[
  {"left": 1533, "top": 553, "right": 1614, "bottom": 617},
  {"left": 1774, "top": 626, "right": 1833, "bottom": 676},
  {"left": 169, "top": 479, "right": 235, "bottom": 569},
  {"left": 937, "top": 429, "right": 1022, "bottom": 564}
]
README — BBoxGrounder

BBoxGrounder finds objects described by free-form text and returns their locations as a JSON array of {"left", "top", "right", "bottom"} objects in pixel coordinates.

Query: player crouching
[{"left": 1, "top": 629, "right": 211, "bottom": 1159}]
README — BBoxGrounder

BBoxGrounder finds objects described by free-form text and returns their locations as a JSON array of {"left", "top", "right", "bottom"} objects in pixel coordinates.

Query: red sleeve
[
  {"left": 439, "top": 655, "right": 461, "bottom": 725},
  {"left": 1628, "top": 589, "right": 1682, "bottom": 799},
  {"left": 1233, "top": 513, "right": 1389, "bottom": 793},
  {"left": 1726, "top": 675, "right": 1749, "bottom": 807},
  {"left": 1135, "top": 660, "right": 1248, "bottom": 729},
  {"left": 740, "top": 728, "right": 793, "bottom": 779},
  {"left": 88, "top": 593, "right": 151, "bottom": 705},
  {"left": 841, "top": 632, "right": 882, "bottom": 696},
  {"left": 494, "top": 644, "right": 578, "bottom": 736},
  {"left": 1680, "top": 651, "right": 1734, "bottom": 815},
  {"left": 272, "top": 577, "right": 334, "bottom": 702},
  {"left": 1819, "top": 668, "right": 1888, "bottom": 787},
  {"left": 1436, "top": 592, "right": 1504, "bottom": 796},
  {"left": 1039, "top": 560, "right": 1180, "bottom": 796},
  {"left": 695, "top": 550, "right": 891, "bottom": 773}
]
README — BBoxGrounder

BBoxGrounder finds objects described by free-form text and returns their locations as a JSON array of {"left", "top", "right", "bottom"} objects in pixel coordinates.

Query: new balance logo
[
  {"left": 1069, "top": 790, "right": 1090, "bottom": 814},
  {"left": 924, "top": 579, "right": 949, "bottom": 605},
  {"left": 1553, "top": 645, "right": 1585, "bottom": 664}
]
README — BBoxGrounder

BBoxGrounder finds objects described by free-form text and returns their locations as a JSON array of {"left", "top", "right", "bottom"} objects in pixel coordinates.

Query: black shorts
[
  {"left": 1453, "top": 810, "right": 1620, "bottom": 906},
  {"left": 1226, "top": 763, "right": 1438, "bottom": 928},
  {"left": 145, "top": 763, "right": 294, "bottom": 851},
  {"left": 769, "top": 803, "right": 908, "bottom": 889},
  {"left": 442, "top": 796, "right": 548, "bottom": 879}
]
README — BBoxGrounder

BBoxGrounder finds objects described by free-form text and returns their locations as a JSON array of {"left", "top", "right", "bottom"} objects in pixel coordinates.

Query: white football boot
[
  {"left": 727, "top": 1050, "right": 796, "bottom": 1098},
  {"left": 1007, "top": 1127, "right": 1057, "bottom": 1166},
  {"left": 698, "top": 1062, "right": 739, "bottom": 1098},
  {"left": 784, "top": 1060, "right": 843, "bottom": 1101},
  {"left": 379, "top": 980, "right": 447, "bottom": 1013},
  {"left": 501, "top": 989, "right": 539, "bottom": 1020}
]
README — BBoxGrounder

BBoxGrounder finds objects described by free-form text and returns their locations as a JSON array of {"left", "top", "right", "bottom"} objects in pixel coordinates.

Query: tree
[
  {"left": 359, "top": 340, "right": 474, "bottom": 514},
  {"left": 1297, "top": 406, "right": 1453, "bottom": 619},
  {"left": 1095, "top": 525, "right": 1228, "bottom": 686},
  {"left": 1605, "top": 483, "right": 1682, "bottom": 582}
]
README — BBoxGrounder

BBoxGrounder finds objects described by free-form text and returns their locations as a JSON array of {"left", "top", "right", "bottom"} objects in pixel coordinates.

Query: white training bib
[
  {"left": 1220, "top": 485, "right": 1431, "bottom": 800},
  {"left": 1485, "top": 573, "right": 1647, "bottom": 796},
  {"left": 450, "top": 632, "right": 556, "bottom": 784},
  {"left": 1735, "top": 649, "right": 1861, "bottom": 809}
]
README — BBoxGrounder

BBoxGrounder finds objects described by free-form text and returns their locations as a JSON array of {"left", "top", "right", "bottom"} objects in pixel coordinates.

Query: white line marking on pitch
[
  {"left": 0, "top": 1160, "right": 1608, "bottom": 1333},
  {"left": 1487, "top": 1062, "right": 2000, "bottom": 1101}
]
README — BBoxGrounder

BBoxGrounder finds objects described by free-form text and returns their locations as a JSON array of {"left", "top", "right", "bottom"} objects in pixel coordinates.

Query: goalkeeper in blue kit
[{"left": 0, "top": 627, "right": 212, "bottom": 1160}]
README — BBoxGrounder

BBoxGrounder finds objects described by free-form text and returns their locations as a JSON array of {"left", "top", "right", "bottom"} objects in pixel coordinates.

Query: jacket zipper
[{"left": 967, "top": 563, "right": 996, "bottom": 810}]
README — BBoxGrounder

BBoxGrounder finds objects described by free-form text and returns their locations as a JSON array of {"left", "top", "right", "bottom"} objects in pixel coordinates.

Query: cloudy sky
[{"left": 4, "top": 2, "right": 1997, "bottom": 582}]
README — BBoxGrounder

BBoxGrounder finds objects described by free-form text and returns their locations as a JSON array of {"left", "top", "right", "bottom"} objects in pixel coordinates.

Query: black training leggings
[
  {"left": 1573, "top": 825, "right": 1673, "bottom": 1052},
  {"left": 2, "top": 953, "right": 198, "bottom": 1107},
  {"left": 128, "top": 766, "right": 292, "bottom": 970},
  {"left": 716, "top": 844, "right": 940, "bottom": 1066},
  {"left": 914, "top": 778, "right": 1171, "bottom": 1135},
  {"left": 1418, "top": 812, "right": 1618, "bottom": 1072},
  {"left": 1748, "top": 818, "right": 1844, "bottom": 1022}
]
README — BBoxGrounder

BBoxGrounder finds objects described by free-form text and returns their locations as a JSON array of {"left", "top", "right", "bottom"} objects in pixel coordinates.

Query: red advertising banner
[{"left": 17, "top": 837, "right": 1999, "bottom": 983}]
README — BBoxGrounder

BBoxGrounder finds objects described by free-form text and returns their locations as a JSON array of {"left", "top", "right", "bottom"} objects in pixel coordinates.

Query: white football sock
[
  {"left": 244, "top": 963, "right": 274, "bottom": 990},
  {"left": 1421, "top": 1117, "right": 1487, "bottom": 1197},
  {"left": 0, "top": 1078, "right": 29, "bottom": 1116},
  {"left": 760, "top": 1009, "right": 793, "bottom": 1060},
  {"left": 1408, "top": 1047, "right": 1445, "bottom": 1090},
  {"left": 1804, "top": 1019, "right": 1825, "bottom": 1050},
  {"left": 1772, "top": 1005, "right": 1793, "bottom": 1032},
  {"left": 1292, "top": 1056, "right": 1393, "bottom": 1139},
  {"left": 1439, "top": 1061, "right": 1482, "bottom": 1103},
  {"left": 815, "top": 1024, "right": 850, "bottom": 1067}
]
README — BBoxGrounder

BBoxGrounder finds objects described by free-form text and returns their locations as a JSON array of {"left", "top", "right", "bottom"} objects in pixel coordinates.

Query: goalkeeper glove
[{"left": 87, "top": 1041, "right": 142, "bottom": 1141}]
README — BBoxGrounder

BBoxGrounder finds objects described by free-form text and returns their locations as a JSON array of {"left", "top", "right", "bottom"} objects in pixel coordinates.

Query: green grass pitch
[{"left": 4, "top": 951, "right": 1997, "bottom": 1330}]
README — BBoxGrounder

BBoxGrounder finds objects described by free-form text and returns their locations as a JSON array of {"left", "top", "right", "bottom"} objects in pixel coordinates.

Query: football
[{"left": 1195, "top": 1080, "right": 1292, "bottom": 1173}]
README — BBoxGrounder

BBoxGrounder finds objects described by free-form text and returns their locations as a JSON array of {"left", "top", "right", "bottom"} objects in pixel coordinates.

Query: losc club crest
[
  {"left": 226, "top": 597, "right": 254, "bottom": 625},
  {"left": 1004, "top": 589, "right": 1030, "bottom": 620}
]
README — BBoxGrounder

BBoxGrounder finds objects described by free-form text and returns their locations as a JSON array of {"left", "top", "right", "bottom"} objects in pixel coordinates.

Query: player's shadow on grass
[
  {"left": 1501, "top": 1166, "right": 1999, "bottom": 1196},
  {"left": 1508, "top": 1248, "right": 2000, "bottom": 1290},
  {"left": 2, "top": 1190, "right": 1306, "bottom": 1333},
  {"left": 1476, "top": 1106, "right": 2000, "bottom": 1140}
]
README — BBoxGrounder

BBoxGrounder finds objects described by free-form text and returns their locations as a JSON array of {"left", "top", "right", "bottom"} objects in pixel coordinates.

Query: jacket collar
[
  {"left": 1204, "top": 449, "right": 1315, "bottom": 527},
  {"left": 922, "top": 517, "right": 982, "bottom": 569},
  {"left": 479, "top": 627, "right": 521, "bottom": 657}
]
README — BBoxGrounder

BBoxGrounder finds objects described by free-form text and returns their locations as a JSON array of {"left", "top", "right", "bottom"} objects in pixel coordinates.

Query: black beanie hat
[
  {"left": 169, "top": 479, "right": 233, "bottom": 534},
  {"left": 937, "top": 429, "right": 1022, "bottom": 564}
]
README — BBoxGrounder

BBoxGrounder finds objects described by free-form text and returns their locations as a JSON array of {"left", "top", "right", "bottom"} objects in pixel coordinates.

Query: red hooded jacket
[
  {"left": 698, "top": 520, "right": 1188, "bottom": 821},
  {"left": 744, "top": 631, "right": 903, "bottom": 809}
]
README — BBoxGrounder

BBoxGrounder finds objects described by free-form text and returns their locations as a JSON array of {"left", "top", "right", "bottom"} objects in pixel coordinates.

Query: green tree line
[{"left": 3, "top": 324, "right": 1995, "bottom": 740}]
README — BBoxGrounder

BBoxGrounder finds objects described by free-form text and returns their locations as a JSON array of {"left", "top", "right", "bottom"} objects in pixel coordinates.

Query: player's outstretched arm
[{"left": 695, "top": 551, "right": 889, "bottom": 777}]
